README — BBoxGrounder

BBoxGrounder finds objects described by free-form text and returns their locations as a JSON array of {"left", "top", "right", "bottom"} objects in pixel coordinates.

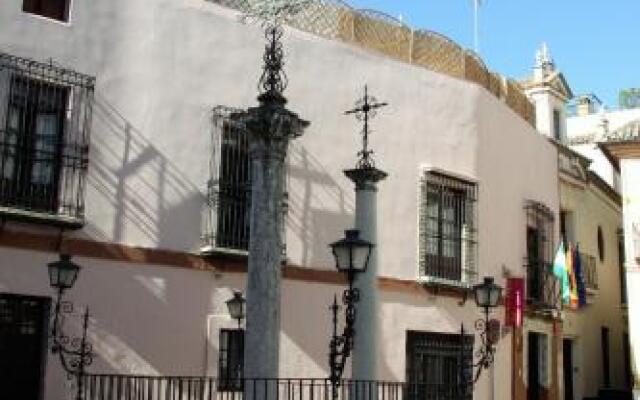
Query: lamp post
[
  {"left": 343, "top": 87, "right": 388, "bottom": 383},
  {"left": 47, "top": 254, "right": 93, "bottom": 400},
  {"left": 471, "top": 276, "right": 503, "bottom": 383},
  {"left": 328, "top": 229, "right": 373, "bottom": 393},
  {"left": 226, "top": 291, "right": 246, "bottom": 328}
]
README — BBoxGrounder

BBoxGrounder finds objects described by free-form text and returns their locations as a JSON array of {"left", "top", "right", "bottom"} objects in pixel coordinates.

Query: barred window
[
  {"left": 218, "top": 328, "right": 244, "bottom": 392},
  {"left": 419, "top": 170, "right": 477, "bottom": 284},
  {"left": 202, "top": 106, "right": 288, "bottom": 255},
  {"left": 23, "top": 0, "right": 70, "bottom": 22},
  {"left": 406, "top": 331, "right": 473, "bottom": 399},
  {"left": 525, "top": 201, "right": 555, "bottom": 308},
  {"left": 203, "top": 107, "right": 251, "bottom": 253},
  {"left": 0, "top": 53, "right": 94, "bottom": 228}
]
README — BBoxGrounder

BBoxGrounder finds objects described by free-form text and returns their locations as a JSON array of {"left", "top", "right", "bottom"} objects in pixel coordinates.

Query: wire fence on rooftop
[{"left": 208, "top": 0, "right": 535, "bottom": 126}]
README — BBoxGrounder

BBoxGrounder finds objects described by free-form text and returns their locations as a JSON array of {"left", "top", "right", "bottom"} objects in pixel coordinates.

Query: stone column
[
  {"left": 345, "top": 167, "right": 387, "bottom": 382},
  {"left": 241, "top": 90, "right": 308, "bottom": 387},
  {"left": 244, "top": 137, "right": 286, "bottom": 381}
]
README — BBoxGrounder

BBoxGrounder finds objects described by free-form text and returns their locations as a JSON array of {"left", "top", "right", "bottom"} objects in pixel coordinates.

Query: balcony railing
[
  {"left": 81, "top": 376, "right": 468, "bottom": 400},
  {"left": 580, "top": 251, "right": 598, "bottom": 291},
  {"left": 525, "top": 261, "right": 560, "bottom": 312}
]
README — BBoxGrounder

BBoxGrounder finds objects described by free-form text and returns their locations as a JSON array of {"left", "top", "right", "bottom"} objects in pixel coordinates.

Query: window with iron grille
[
  {"left": 203, "top": 107, "right": 251, "bottom": 253},
  {"left": 0, "top": 53, "right": 94, "bottom": 228},
  {"left": 406, "top": 331, "right": 473, "bottom": 400},
  {"left": 23, "top": 0, "right": 70, "bottom": 22},
  {"left": 418, "top": 170, "right": 477, "bottom": 285},
  {"left": 203, "top": 106, "right": 288, "bottom": 255},
  {"left": 525, "top": 201, "right": 555, "bottom": 307},
  {"left": 218, "top": 328, "right": 244, "bottom": 392}
]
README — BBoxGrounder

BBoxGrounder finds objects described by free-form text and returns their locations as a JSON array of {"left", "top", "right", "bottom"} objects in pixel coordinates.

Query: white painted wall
[
  {"left": 620, "top": 158, "right": 640, "bottom": 397},
  {"left": 0, "top": 1, "right": 561, "bottom": 399},
  {"left": 528, "top": 88, "right": 567, "bottom": 142}
]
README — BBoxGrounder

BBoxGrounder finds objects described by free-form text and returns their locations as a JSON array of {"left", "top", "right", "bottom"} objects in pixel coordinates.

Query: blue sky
[{"left": 346, "top": 0, "right": 639, "bottom": 108}]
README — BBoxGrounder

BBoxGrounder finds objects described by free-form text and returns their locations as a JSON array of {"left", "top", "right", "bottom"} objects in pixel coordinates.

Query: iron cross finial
[{"left": 345, "top": 86, "right": 388, "bottom": 169}]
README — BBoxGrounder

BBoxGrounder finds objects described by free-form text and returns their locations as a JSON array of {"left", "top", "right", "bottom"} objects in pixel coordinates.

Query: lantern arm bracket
[
  {"left": 50, "top": 288, "right": 94, "bottom": 380},
  {"left": 328, "top": 283, "right": 359, "bottom": 386}
]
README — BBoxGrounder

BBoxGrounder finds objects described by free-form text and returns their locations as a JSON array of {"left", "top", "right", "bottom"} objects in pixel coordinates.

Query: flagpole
[{"left": 473, "top": 0, "right": 479, "bottom": 53}]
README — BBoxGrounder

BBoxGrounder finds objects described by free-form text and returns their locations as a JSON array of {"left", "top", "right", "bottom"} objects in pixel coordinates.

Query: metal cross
[{"left": 345, "top": 86, "right": 388, "bottom": 169}]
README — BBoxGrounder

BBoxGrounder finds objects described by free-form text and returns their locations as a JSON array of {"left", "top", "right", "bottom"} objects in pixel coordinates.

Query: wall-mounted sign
[{"left": 505, "top": 278, "right": 524, "bottom": 327}]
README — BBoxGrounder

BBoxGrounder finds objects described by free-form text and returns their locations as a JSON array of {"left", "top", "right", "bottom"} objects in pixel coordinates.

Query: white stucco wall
[
  {"left": 528, "top": 89, "right": 567, "bottom": 142},
  {"left": 0, "top": 1, "right": 561, "bottom": 399},
  {"left": 620, "top": 158, "right": 640, "bottom": 395}
]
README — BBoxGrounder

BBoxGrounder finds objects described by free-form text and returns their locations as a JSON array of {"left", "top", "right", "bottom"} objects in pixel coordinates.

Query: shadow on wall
[
  {"left": 287, "top": 143, "right": 354, "bottom": 269},
  {"left": 75, "top": 260, "right": 218, "bottom": 376},
  {"left": 83, "top": 95, "right": 206, "bottom": 251}
]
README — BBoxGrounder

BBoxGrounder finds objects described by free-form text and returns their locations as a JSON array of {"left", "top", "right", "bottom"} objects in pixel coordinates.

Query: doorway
[
  {"left": 528, "top": 332, "right": 548, "bottom": 400},
  {"left": 0, "top": 293, "right": 50, "bottom": 400},
  {"left": 563, "top": 339, "right": 574, "bottom": 400}
]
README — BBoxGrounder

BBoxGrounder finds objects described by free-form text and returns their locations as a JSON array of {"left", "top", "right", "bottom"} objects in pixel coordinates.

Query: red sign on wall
[{"left": 505, "top": 278, "right": 524, "bottom": 327}]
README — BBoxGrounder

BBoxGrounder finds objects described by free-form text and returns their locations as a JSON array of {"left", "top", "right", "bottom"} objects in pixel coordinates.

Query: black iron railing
[
  {"left": 81, "top": 376, "right": 466, "bottom": 400},
  {"left": 0, "top": 52, "right": 94, "bottom": 228},
  {"left": 525, "top": 261, "right": 560, "bottom": 311}
]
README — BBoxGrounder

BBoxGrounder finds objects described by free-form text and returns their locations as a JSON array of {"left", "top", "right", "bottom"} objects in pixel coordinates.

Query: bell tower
[{"left": 522, "top": 43, "right": 573, "bottom": 142}]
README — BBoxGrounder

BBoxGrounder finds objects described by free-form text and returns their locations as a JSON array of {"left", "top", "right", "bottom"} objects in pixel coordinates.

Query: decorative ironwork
[
  {"left": 241, "top": 0, "right": 312, "bottom": 101},
  {"left": 418, "top": 171, "right": 477, "bottom": 285},
  {"left": 524, "top": 201, "right": 559, "bottom": 312},
  {"left": 0, "top": 52, "right": 94, "bottom": 228},
  {"left": 471, "top": 313, "right": 495, "bottom": 383},
  {"left": 259, "top": 26, "right": 288, "bottom": 99},
  {"left": 203, "top": 107, "right": 295, "bottom": 255},
  {"left": 218, "top": 328, "right": 245, "bottom": 392},
  {"left": 406, "top": 329, "right": 473, "bottom": 400},
  {"left": 51, "top": 288, "right": 94, "bottom": 400},
  {"left": 344, "top": 86, "right": 387, "bottom": 170},
  {"left": 80, "top": 375, "right": 464, "bottom": 400},
  {"left": 203, "top": 107, "right": 251, "bottom": 253},
  {"left": 328, "top": 283, "right": 361, "bottom": 400}
]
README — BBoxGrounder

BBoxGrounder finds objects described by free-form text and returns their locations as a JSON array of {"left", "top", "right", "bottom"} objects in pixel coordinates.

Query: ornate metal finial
[
  {"left": 345, "top": 86, "right": 388, "bottom": 169},
  {"left": 241, "top": 0, "right": 312, "bottom": 101}
]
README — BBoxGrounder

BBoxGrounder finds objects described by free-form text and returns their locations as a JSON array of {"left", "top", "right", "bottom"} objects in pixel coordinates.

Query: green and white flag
[{"left": 552, "top": 242, "right": 570, "bottom": 305}]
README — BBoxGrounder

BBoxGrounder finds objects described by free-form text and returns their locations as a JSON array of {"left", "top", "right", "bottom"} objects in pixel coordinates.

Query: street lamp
[
  {"left": 471, "top": 276, "right": 503, "bottom": 383},
  {"left": 328, "top": 229, "right": 373, "bottom": 388},
  {"left": 47, "top": 254, "right": 93, "bottom": 400},
  {"left": 48, "top": 254, "right": 80, "bottom": 291},
  {"left": 226, "top": 291, "right": 246, "bottom": 328}
]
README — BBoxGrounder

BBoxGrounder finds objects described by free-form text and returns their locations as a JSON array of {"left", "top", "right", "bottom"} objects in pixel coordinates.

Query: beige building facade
[{"left": 522, "top": 44, "right": 630, "bottom": 399}]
